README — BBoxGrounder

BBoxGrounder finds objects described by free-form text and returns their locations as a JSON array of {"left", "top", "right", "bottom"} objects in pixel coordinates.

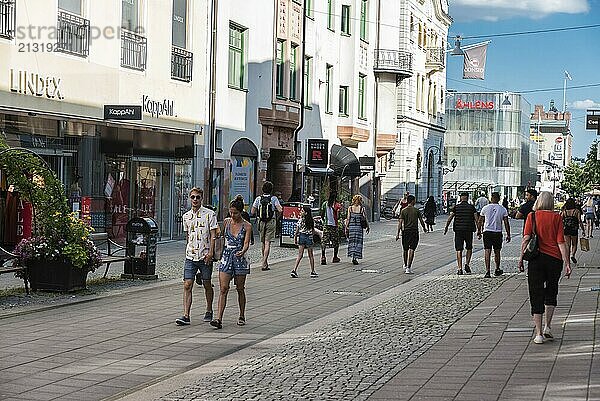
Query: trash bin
[{"left": 123, "top": 217, "right": 158, "bottom": 280}]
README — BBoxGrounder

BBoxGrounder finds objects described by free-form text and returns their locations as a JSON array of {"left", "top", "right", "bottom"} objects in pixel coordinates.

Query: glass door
[
  {"left": 134, "top": 160, "right": 174, "bottom": 241},
  {"left": 159, "top": 162, "right": 172, "bottom": 240}
]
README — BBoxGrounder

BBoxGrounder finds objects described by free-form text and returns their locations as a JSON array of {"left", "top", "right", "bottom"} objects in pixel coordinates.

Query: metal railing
[
  {"left": 425, "top": 47, "right": 445, "bottom": 68},
  {"left": 121, "top": 30, "right": 147, "bottom": 71},
  {"left": 373, "top": 49, "right": 413, "bottom": 76},
  {"left": 171, "top": 46, "right": 193, "bottom": 82},
  {"left": 57, "top": 11, "right": 90, "bottom": 57},
  {"left": 0, "top": 0, "right": 16, "bottom": 39}
]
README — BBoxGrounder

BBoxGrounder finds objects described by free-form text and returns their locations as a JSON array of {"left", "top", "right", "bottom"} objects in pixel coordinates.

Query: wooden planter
[{"left": 27, "top": 260, "right": 89, "bottom": 292}]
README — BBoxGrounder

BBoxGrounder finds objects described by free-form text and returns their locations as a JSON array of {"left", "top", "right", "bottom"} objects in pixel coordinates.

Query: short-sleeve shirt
[
  {"left": 399, "top": 206, "right": 421, "bottom": 231},
  {"left": 183, "top": 206, "right": 218, "bottom": 261},
  {"left": 296, "top": 218, "right": 314, "bottom": 235},
  {"left": 453, "top": 201, "right": 477, "bottom": 232},
  {"left": 519, "top": 200, "right": 535, "bottom": 221},
  {"left": 252, "top": 194, "right": 282, "bottom": 214},
  {"left": 524, "top": 210, "right": 564, "bottom": 260},
  {"left": 474, "top": 197, "right": 489, "bottom": 212},
  {"left": 480, "top": 203, "right": 508, "bottom": 233}
]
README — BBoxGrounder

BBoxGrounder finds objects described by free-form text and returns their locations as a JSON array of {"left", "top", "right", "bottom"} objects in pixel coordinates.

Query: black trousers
[{"left": 527, "top": 252, "right": 563, "bottom": 315}]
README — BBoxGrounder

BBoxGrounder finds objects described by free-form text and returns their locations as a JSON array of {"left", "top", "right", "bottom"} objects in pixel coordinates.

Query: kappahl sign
[{"left": 142, "top": 95, "right": 175, "bottom": 118}]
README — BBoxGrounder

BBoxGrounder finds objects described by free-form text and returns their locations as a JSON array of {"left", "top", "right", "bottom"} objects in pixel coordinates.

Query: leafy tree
[
  {"left": 583, "top": 141, "right": 600, "bottom": 189},
  {"left": 561, "top": 162, "right": 588, "bottom": 198}
]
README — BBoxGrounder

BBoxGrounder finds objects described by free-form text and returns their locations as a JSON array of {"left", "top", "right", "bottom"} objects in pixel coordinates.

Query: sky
[{"left": 446, "top": 0, "right": 600, "bottom": 158}]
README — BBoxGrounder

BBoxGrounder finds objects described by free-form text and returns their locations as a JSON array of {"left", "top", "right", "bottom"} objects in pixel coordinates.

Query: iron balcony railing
[
  {"left": 121, "top": 30, "right": 147, "bottom": 71},
  {"left": 57, "top": 11, "right": 90, "bottom": 57},
  {"left": 425, "top": 47, "right": 445, "bottom": 69},
  {"left": 171, "top": 46, "right": 193, "bottom": 82},
  {"left": 0, "top": 0, "right": 16, "bottom": 39},
  {"left": 373, "top": 49, "right": 413, "bottom": 76}
]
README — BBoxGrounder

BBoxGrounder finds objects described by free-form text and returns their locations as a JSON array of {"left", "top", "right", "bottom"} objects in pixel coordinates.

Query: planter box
[{"left": 27, "top": 260, "right": 89, "bottom": 292}]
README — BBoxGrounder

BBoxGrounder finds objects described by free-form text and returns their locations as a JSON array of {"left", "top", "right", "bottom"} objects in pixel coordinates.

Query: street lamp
[
  {"left": 425, "top": 144, "right": 443, "bottom": 198},
  {"left": 443, "top": 158, "right": 458, "bottom": 175}
]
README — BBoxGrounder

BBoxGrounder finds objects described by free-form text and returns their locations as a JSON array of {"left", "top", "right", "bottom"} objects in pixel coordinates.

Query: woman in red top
[{"left": 518, "top": 191, "right": 571, "bottom": 345}]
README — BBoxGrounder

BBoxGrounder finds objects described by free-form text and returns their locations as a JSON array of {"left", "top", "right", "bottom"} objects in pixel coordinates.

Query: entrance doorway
[{"left": 134, "top": 161, "right": 173, "bottom": 241}]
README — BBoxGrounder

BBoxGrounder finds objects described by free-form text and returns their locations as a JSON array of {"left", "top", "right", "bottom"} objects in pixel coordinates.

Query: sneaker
[
  {"left": 290, "top": 270, "right": 298, "bottom": 278},
  {"left": 310, "top": 271, "right": 319, "bottom": 278},
  {"left": 210, "top": 319, "right": 222, "bottom": 329},
  {"left": 543, "top": 327, "right": 554, "bottom": 340},
  {"left": 237, "top": 316, "right": 246, "bottom": 326},
  {"left": 332, "top": 257, "right": 341, "bottom": 263},
  {"left": 494, "top": 268, "right": 504, "bottom": 276},
  {"left": 203, "top": 311, "right": 213, "bottom": 322},
  {"left": 464, "top": 265, "right": 472, "bottom": 274},
  {"left": 405, "top": 267, "right": 413, "bottom": 274},
  {"left": 175, "top": 316, "right": 190, "bottom": 326},
  {"left": 321, "top": 258, "right": 327, "bottom": 265},
  {"left": 457, "top": 269, "right": 463, "bottom": 275},
  {"left": 533, "top": 335, "right": 544, "bottom": 344},
  {"left": 352, "top": 259, "right": 359, "bottom": 265},
  {"left": 484, "top": 272, "right": 492, "bottom": 278},
  {"left": 571, "top": 256, "right": 577, "bottom": 264}
]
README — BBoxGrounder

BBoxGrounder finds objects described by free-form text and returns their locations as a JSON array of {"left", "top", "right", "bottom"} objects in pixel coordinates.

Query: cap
[{"left": 459, "top": 192, "right": 469, "bottom": 197}]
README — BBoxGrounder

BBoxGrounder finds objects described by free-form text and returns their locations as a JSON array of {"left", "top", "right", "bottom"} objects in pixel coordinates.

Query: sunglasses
[{"left": 190, "top": 195, "right": 201, "bottom": 200}]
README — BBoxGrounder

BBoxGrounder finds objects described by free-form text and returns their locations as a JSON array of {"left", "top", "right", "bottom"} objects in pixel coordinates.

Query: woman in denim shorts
[{"left": 291, "top": 205, "right": 318, "bottom": 278}]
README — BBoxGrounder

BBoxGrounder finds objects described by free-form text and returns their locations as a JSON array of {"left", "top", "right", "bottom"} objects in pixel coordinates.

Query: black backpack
[{"left": 258, "top": 195, "right": 274, "bottom": 222}]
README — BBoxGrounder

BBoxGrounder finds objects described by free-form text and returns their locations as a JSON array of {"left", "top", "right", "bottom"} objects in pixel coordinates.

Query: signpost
[
  {"left": 587, "top": 109, "right": 600, "bottom": 135},
  {"left": 306, "top": 139, "right": 329, "bottom": 167}
]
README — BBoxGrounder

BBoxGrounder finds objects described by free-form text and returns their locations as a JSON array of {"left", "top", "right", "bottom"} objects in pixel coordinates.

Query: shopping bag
[{"left": 580, "top": 237, "right": 590, "bottom": 252}]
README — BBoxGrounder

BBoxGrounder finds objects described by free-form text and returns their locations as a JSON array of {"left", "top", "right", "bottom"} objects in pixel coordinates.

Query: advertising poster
[
  {"left": 80, "top": 196, "right": 91, "bottom": 226},
  {"left": 229, "top": 157, "right": 254, "bottom": 205},
  {"left": 280, "top": 204, "right": 303, "bottom": 247}
]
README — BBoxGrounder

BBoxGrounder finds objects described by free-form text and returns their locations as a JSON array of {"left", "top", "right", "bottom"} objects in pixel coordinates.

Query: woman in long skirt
[
  {"left": 346, "top": 195, "right": 370, "bottom": 265},
  {"left": 424, "top": 196, "right": 437, "bottom": 232}
]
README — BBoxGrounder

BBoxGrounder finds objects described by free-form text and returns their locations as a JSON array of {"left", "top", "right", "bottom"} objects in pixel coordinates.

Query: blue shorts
[
  {"left": 184, "top": 259, "right": 212, "bottom": 281},
  {"left": 297, "top": 233, "right": 313, "bottom": 247}
]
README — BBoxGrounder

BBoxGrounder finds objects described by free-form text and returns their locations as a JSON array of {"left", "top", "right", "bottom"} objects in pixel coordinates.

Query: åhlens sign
[{"left": 455, "top": 99, "right": 494, "bottom": 110}]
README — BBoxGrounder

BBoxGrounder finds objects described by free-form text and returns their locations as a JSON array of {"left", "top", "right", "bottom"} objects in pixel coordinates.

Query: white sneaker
[
  {"left": 403, "top": 265, "right": 407, "bottom": 270},
  {"left": 405, "top": 267, "right": 413, "bottom": 274},
  {"left": 543, "top": 327, "right": 554, "bottom": 340},
  {"left": 533, "top": 335, "right": 544, "bottom": 344}
]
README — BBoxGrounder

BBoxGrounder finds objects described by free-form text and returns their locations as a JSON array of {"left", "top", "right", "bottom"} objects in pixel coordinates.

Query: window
[
  {"left": 0, "top": 0, "right": 16, "bottom": 39},
  {"left": 416, "top": 74, "right": 421, "bottom": 111},
  {"left": 339, "top": 86, "right": 348, "bottom": 116},
  {"left": 325, "top": 64, "right": 333, "bottom": 113},
  {"left": 215, "top": 129, "right": 223, "bottom": 152},
  {"left": 421, "top": 76, "right": 426, "bottom": 112},
  {"left": 327, "top": 0, "right": 334, "bottom": 30},
  {"left": 304, "top": 56, "right": 312, "bottom": 107},
  {"left": 228, "top": 23, "right": 247, "bottom": 89},
  {"left": 360, "top": 0, "right": 367, "bottom": 41},
  {"left": 59, "top": 0, "right": 81, "bottom": 15},
  {"left": 172, "top": 0, "right": 187, "bottom": 49},
  {"left": 290, "top": 44, "right": 298, "bottom": 100},
  {"left": 341, "top": 5, "right": 350, "bottom": 35},
  {"left": 358, "top": 74, "right": 366, "bottom": 119},
  {"left": 276, "top": 40, "right": 285, "bottom": 98},
  {"left": 305, "top": 0, "right": 313, "bottom": 18},
  {"left": 122, "top": 0, "right": 139, "bottom": 32}
]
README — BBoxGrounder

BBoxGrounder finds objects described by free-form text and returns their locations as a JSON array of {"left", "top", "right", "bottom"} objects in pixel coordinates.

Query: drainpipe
[
  {"left": 292, "top": 2, "right": 307, "bottom": 198},
  {"left": 207, "top": 0, "right": 218, "bottom": 206},
  {"left": 371, "top": 0, "right": 381, "bottom": 221}
]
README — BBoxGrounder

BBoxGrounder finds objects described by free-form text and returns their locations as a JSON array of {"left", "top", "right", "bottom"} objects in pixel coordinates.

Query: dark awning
[
  {"left": 330, "top": 144, "right": 361, "bottom": 177},
  {"left": 305, "top": 166, "right": 335, "bottom": 176}
]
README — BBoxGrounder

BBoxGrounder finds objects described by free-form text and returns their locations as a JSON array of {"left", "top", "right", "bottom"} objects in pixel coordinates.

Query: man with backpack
[{"left": 251, "top": 181, "right": 283, "bottom": 271}]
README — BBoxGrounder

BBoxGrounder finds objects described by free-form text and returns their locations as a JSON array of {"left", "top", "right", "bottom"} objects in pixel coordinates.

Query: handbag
[
  {"left": 360, "top": 207, "right": 368, "bottom": 230},
  {"left": 212, "top": 222, "right": 225, "bottom": 262},
  {"left": 522, "top": 212, "right": 539, "bottom": 261},
  {"left": 580, "top": 237, "right": 590, "bottom": 252}
]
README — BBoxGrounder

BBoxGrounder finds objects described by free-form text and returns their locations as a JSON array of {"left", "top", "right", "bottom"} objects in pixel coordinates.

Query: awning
[
  {"left": 443, "top": 181, "right": 493, "bottom": 191},
  {"left": 305, "top": 166, "right": 335, "bottom": 176},
  {"left": 330, "top": 144, "right": 362, "bottom": 177}
]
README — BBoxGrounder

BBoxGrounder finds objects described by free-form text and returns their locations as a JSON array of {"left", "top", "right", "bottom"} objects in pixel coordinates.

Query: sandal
[
  {"left": 261, "top": 264, "right": 270, "bottom": 271},
  {"left": 237, "top": 316, "right": 246, "bottom": 326},
  {"left": 210, "top": 319, "right": 222, "bottom": 329}
]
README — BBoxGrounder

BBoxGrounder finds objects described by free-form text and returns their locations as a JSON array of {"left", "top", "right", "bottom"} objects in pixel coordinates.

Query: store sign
[
  {"left": 359, "top": 156, "right": 376, "bottom": 172},
  {"left": 142, "top": 95, "right": 175, "bottom": 118},
  {"left": 555, "top": 137, "right": 563, "bottom": 143},
  {"left": 455, "top": 99, "right": 494, "bottom": 110},
  {"left": 9, "top": 69, "right": 64, "bottom": 100},
  {"left": 104, "top": 105, "right": 142, "bottom": 120},
  {"left": 307, "top": 139, "right": 328, "bottom": 167},
  {"left": 586, "top": 114, "right": 600, "bottom": 130}
]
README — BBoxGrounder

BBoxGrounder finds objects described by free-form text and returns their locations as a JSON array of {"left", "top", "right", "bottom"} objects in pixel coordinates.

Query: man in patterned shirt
[{"left": 176, "top": 187, "right": 218, "bottom": 326}]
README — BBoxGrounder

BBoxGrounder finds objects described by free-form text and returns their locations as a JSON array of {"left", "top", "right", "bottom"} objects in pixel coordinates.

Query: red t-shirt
[{"left": 524, "top": 210, "right": 565, "bottom": 261}]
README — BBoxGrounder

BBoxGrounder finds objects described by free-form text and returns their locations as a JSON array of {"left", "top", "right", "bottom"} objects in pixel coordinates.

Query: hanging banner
[{"left": 463, "top": 43, "right": 488, "bottom": 80}]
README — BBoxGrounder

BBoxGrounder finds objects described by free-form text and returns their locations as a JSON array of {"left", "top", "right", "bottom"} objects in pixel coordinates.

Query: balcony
[
  {"left": 338, "top": 126, "right": 370, "bottom": 148},
  {"left": 171, "top": 46, "right": 193, "bottom": 82},
  {"left": 121, "top": 30, "right": 147, "bottom": 71},
  {"left": 57, "top": 11, "right": 90, "bottom": 57},
  {"left": 425, "top": 47, "right": 445, "bottom": 72},
  {"left": 0, "top": 0, "right": 16, "bottom": 39},
  {"left": 376, "top": 133, "right": 396, "bottom": 156},
  {"left": 373, "top": 49, "right": 413, "bottom": 77}
]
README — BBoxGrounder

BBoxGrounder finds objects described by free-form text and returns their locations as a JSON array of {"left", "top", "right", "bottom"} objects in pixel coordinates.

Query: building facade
[
  {"left": 0, "top": 0, "right": 208, "bottom": 242},
  {"left": 377, "top": 0, "right": 451, "bottom": 206},
  {"left": 444, "top": 92, "right": 538, "bottom": 201},
  {"left": 530, "top": 100, "right": 572, "bottom": 195}
]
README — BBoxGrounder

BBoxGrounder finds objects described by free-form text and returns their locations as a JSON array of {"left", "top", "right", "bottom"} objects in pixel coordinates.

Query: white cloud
[
  {"left": 569, "top": 99, "right": 600, "bottom": 110},
  {"left": 450, "top": 0, "right": 590, "bottom": 22}
]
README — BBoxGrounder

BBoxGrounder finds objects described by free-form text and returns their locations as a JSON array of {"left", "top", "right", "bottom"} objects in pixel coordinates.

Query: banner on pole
[{"left": 463, "top": 43, "right": 488, "bottom": 80}]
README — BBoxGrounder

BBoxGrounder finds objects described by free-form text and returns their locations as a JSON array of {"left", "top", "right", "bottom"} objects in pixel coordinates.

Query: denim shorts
[
  {"left": 184, "top": 259, "right": 212, "bottom": 281},
  {"left": 298, "top": 232, "right": 313, "bottom": 247}
]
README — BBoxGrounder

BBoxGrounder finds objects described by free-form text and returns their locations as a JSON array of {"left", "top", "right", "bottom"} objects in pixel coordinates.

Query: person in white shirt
[
  {"left": 176, "top": 187, "right": 218, "bottom": 326},
  {"left": 474, "top": 192, "right": 489, "bottom": 217},
  {"left": 478, "top": 192, "right": 511, "bottom": 278}
]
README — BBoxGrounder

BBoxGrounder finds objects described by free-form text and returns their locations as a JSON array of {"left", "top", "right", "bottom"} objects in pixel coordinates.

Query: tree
[
  {"left": 583, "top": 141, "right": 600, "bottom": 189},
  {"left": 561, "top": 162, "right": 588, "bottom": 198}
]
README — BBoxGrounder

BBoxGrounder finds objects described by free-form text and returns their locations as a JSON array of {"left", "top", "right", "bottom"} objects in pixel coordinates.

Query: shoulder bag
[
  {"left": 360, "top": 207, "right": 368, "bottom": 229},
  {"left": 522, "top": 212, "right": 539, "bottom": 261},
  {"left": 212, "top": 221, "right": 225, "bottom": 262}
]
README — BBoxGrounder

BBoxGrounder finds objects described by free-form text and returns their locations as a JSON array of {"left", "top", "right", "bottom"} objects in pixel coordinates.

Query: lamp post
[{"left": 424, "top": 144, "right": 443, "bottom": 198}]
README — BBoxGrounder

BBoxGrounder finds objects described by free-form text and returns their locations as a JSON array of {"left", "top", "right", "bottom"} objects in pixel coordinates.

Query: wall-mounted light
[{"left": 450, "top": 36, "right": 464, "bottom": 56}]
